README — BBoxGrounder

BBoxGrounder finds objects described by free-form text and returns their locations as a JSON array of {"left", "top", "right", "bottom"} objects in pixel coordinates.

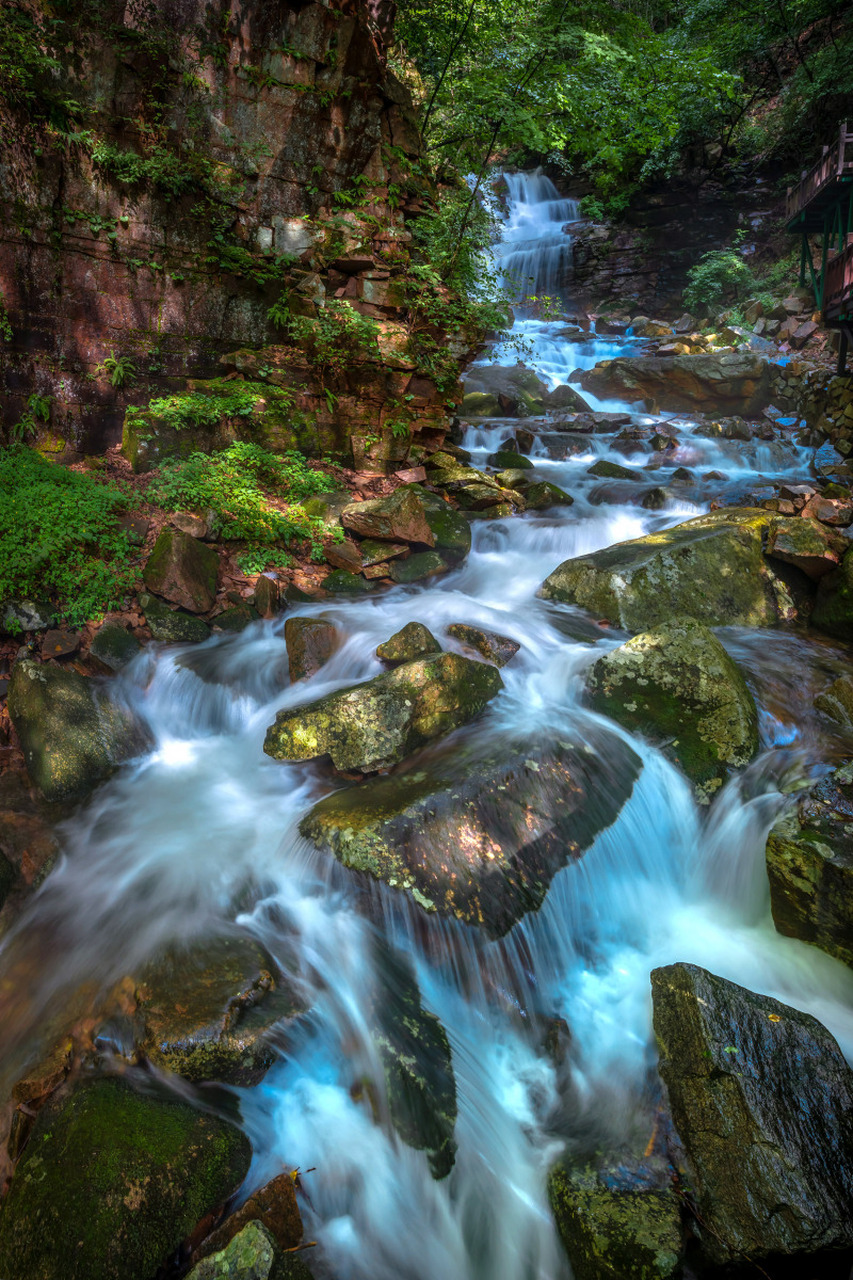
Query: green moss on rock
[
  {"left": 143, "top": 527, "right": 219, "bottom": 614},
  {"left": 0, "top": 1076, "right": 251, "bottom": 1280},
  {"left": 586, "top": 617, "right": 758, "bottom": 802},
  {"left": 376, "top": 622, "right": 441, "bottom": 665}
]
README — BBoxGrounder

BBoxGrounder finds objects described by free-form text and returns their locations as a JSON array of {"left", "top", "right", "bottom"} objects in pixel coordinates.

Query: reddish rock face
[{"left": 0, "top": 0, "right": 467, "bottom": 458}]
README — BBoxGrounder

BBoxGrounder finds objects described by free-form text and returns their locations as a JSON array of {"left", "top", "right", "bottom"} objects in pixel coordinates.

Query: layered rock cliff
[{"left": 0, "top": 0, "right": 466, "bottom": 465}]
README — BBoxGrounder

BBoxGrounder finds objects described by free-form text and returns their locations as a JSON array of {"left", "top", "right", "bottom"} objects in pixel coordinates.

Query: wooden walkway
[
  {"left": 786, "top": 122, "right": 853, "bottom": 371},
  {"left": 785, "top": 123, "right": 853, "bottom": 230}
]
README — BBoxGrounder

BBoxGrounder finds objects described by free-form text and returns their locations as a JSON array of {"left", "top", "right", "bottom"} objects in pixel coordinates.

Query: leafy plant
[
  {"left": 102, "top": 351, "right": 137, "bottom": 389},
  {"left": 146, "top": 442, "right": 337, "bottom": 570},
  {"left": 0, "top": 291, "right": 12, "bottom": 343},
  {"left": 0, "top": 445, "right": 138, "bottom": 624},
  {"left": 269, "top": 299, "right": 382, "bottom": 381},
  {"left": 129, "top": 382, "right": 271, "bottom": 432},
  {"left": 11, "top": 392, "right": 51, "bottom": 444}
]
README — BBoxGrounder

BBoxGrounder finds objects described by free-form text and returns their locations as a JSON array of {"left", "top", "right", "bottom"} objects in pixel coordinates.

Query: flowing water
[{"left": 3, "top": 170, "right": 853, "bottom": 1279}]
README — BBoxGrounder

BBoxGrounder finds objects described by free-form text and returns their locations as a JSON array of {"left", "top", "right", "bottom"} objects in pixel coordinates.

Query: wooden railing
[
  {"left": 823, "top": 239, "right": 853, "bottom": 318},
  {"left": 786, "top": 122, "right": 853, "bottom": 223}
]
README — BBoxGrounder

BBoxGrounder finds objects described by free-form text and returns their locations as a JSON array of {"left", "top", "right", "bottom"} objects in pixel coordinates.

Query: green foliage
[
  {"left": 131, "top": 382, "right": 272, "bottom": 432},
  {"left": 11, "top": 392, "right": 51, "bottom": 444},
  {"left": 0, "top": 446, "right": 138, "bottom": 625},
  {"left": 269, "top": 299, "right": 382, "bottom": 379},
  {"left": 0, "top": 291, "right": 12, "bottom": 343},
  {"left": 102, "top": 352, "right": 137, "bottom": 389},
  {"left": 683, "top": 244, "right": 755, "bottom": 311},
  {"left": 146, "top": 442, "right": 336, "bottom": 570},
  {"left": 0, "top": 3, "right": 82, "bottom": 138}
]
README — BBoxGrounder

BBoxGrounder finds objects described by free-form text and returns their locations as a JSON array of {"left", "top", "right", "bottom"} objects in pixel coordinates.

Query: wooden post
[{"left": 838, "top": 328, "right": 849, "bottom": 377}]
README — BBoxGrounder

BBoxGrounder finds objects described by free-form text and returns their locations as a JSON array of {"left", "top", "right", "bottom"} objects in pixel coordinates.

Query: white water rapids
[{"left": 3, "top": 170, "right": 853, "bottom": 1280}]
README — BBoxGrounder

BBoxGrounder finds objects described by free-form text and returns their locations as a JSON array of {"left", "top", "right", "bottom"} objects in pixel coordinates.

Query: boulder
[
  {"left": 539, "top": 509, "right": 797, "bottom": 632},
  {"left": 577, "top": 353, "right": 776, "bottom": 416},
  {"left": 189, "top": 1172, "right": 304, "bottom": 1269},
  {"left": 187, "top": 1222, "right": 283, "bottom": 1280},
  {"left": 369, "top": 940, "right": 457, "bottom": 1179},
  {"left": 587, "top": 460, "right": 640, "bottom": 481},
  {"left": 284, "top": 617, "right": 341, "bottom": 682},
  {"left": 388, "top": 550, "right": 447, "bottom": 582},
  {"left": 323, "top": 569, "right": 375, "bottom": 593},
  {"left": 485, "top": 450, "right": 534, "bottom": 471},
  {"left": 341, "top": 487, "right": 434, "bottom": 546},
  {"left": 139, "top": 592, "right": 212, "bottom": 643},
  {"left": 811, "top": 546, "right": 853, "bottom": 639},
  {"left": 765, "top": 763, "right": 853, "bottom": 969},
  {"left": 546, "top": 384, "right": 592, "bottom": 412},
  {"left": 445, "top": 623, "right": 520, "bottom": 667},
  {"left": 133, "top": 933, "right": 306, "bottom": 1084},
  {"left": 213, "top": 605, "right": 259, "bottom": 632},
  {"left": 299, "top": 735, "right": 641, "bottom": 936},
  {"left": 359, "top": 538, "right": 410, "bottom": 566},
  {"left": 410, "top": 486, "right": 472, "bottom": 565},
  {"left": 8, "top": 659, "right": 147, "bottom": 803},
  {"left": 88, "top": 623, "right": 142, "bottom": 672},
  {"left": 264, "top": 652, "right": 503, "bottom": 774},
  {"left": 523, "top": 480, "right": 574, "bottom": 509},
  {"left": 461, "top": 363, "right": 548, "bottom": 418},
  {"left": 766, "top": 516, "right": 847, "bottom": 580},
  {"left": 376, "top": 622, "right": 441, "bottom": 665},
  {"left": 1, "top": 599, "right": 53, "bottom": 634},
  {"left": 586, "top": 618, "right": 758, "bottom": 802},
  {"left": 652, "top": 963, "right": 853, "bottom": 1268},
  {"left": 0, "top": 1076, "right": 251, "bottom": 1280},
  {"left": 143, "top": 528, "right": 219, "bottom": 614},
  {"left": 549, "top": 1162, "right": 682, "bottom": 1280},
  {"left": 814, "top": 673, "right": 853, "bottom": 727}
]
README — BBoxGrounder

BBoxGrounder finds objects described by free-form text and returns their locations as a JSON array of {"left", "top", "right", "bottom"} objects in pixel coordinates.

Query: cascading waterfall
[{"left": 2, "top": 172, "right": 853, "bottom": 1280}]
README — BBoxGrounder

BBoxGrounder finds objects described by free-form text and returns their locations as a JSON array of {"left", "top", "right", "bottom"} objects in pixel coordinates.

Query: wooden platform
[
  {"left": 785, "top": 124, "right": 853, "bottom": 231},
  {"left": 824, "top": 240, "right": 853, "bottom": 324}
]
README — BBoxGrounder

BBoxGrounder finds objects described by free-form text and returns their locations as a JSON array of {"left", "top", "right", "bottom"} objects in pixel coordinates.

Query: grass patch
[
  {"left": 145, "top": 441, "right": 338, "bottom": 573},
  {"left": 0, "top": 447, "right": 138, "bottom": 626}
]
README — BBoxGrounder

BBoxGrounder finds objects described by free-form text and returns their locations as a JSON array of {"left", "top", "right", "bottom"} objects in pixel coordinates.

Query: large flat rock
[
  {"left": 652, "top": 963, "right": 853, "bottom": 1268},
  {"left": 300, "top": 735, "right": 642, "bottom": 936},
  {"left": 577, "top": 353, "right": 776, "bottom": 416},
  {"left": 539, "top": 508, "right": 798, "bottom": 632}
]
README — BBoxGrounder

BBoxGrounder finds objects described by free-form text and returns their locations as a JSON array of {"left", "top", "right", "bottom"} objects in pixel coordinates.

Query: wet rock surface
[
  {"left": 8, "top": 659, "right": 148, "bottom": 802},
  {"left": 284, "top": 617, "right": 342, "bottom": 682},
  {"left": 539, "top": 508, "right": 800, "bottom": 631},
  {"left": 586, "top": 617, "right": 759, "bottom": 801},
  {"left": 0, "top": 1075, "right": 251, "bottom": 1280},
  {"left": 300, "top": 734, "right": 642, "bottom": 936},
  {"left": 765, "top": 763, "right": 853, "bottom": 969},
  {"left": 445, "top": 623, "right": 520, "bottom": 667},
  {"left": 578, "top": 352, "right": 776, "bottom": 416},
  {"left": 376, "top": 621, "right": 441, "bottom": 665},
  {"left": 264, "top": 652, "right": 503, "bottom": 773},
  {"left": 652, "top": 963, "right": 853, "bottom": 1268}
]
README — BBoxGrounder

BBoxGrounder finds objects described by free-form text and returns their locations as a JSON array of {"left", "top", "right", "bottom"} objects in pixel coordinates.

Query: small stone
[
  {"left": 323, "top": 538, "right": 363, "bottom": 572},
  {"left": 394, "top": 465, "right": 427, "bottom": 483},
  {"left": 41, "top": 628, "right": 80, "bottom": 659},
  {"left": 376, "top": 622, "right": 441, "bottom": 665},
  {"left": 446, "top": 623, "right": 520, "bottom": 667},
  {"left": 284, "top": 617, "right": 341, "bottom": 682},
  {"left": 359, "top": 539, "right": 409, "bottom": 567},
  {"left": 523, "top": 481, "right": 573, "bottom": 509},
  {"left": 324, "top": 569, "right": 375, "bottom": 593},
  {"left": 641, "top": 487, "right": 669, "bottom": 509},
  {"left": 363, "top": 562, "right": 393, "bottom": 579},
  {"left": 170, "top": 511, "right": 210, "bottom": 540},
  {"left": 486, "top": 450, "right": 534, "bottom": 470},
  {"left": 118, "top": 513, "right": 150, "bottom": 545},
  {"left": 252, "top": 575, "right": 280, "bottom": 618},
  {"left": 212, "top": 605, "right": 259, "bottom": 632},
  {"left": 139, "top": 593, "right": 211, "bottom": 644},
  {"left": 814, "top": 674, "right": 853, "bottom": 728},
  {"left": 587, "top": 460, "right": 639, "bottom": 481}
]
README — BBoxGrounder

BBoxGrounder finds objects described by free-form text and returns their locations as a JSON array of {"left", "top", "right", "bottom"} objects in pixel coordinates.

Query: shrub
[
  {"left": 683, "top": 246, "right": 755, "bottom": 312},
  {"left": 0, "top": 446, "right": 138, "bottom": 625},
  {"left": 145, "top": 442, "right": 337, "bottom": 572}
]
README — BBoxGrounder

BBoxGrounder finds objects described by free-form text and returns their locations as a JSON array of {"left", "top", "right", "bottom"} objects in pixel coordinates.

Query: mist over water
[{"left": 2, "top": 169, "right": 853, "bottom": 1279}]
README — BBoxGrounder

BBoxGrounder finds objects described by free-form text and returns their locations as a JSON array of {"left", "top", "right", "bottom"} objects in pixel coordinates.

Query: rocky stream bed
[{"left": 1, "top": 173, "right": 853, "bottom": 1280}]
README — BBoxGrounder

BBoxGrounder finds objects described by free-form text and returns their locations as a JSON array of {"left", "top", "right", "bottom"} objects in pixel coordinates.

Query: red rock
[
  {"left": 323, "top": 539, "right": 364, "bottom": 572},
  {"left": 143, "top": 528, "right": 218, "bottom": 614},
  {"left": 341, "top": 487, "right": 435, "bottom": 546},
  {"left": 252, "top": 575, "right": 280, "bottom": 618},
  {"left": 41, "top": 630, "right": 80, "bottom": 659},
  {"left": 801, "top": 495, "right": 853, "bottom": 526},
  {"left": 284, "top": 617, "right": 341, "bottom": 681},
  {"left": 394, "top": 466, "right": 427, "bottom": 483}
]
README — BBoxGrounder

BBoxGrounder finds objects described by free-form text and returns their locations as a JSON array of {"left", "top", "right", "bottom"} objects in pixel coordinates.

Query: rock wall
[
  {"left": 769, "top": 364, "right": 853, "bottom": 453},
  {"left": 0, "top": 0, "right": 464, "bottom": 461}
]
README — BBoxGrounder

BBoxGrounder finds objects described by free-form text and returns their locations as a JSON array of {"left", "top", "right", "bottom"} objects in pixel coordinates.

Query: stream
[{"left": 4, "top": 170, "right": 853, "bottom": 1280}]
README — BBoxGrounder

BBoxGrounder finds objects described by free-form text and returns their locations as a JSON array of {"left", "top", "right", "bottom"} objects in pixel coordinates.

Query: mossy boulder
[
  {"left": 461, "top": 391, "right": 500, "bottom": 418},
  {"left": 586, "top": 618, "right": 759, "bottom": 802},
  {"left": 284, "top": 617, "right": 341, "bottom": 682},
  {"left": 187, "top": 1221, "right": 281, "bottom": 1280},
  {"left": 376, "top": 622, "right": 441, "bottom": 665},
  {"left": 486, "top": 450, "right": 535, "bottom": 470},
  {"left": 8, "top": 659, "right": 148, "bottom": 803},
  {"left": 652, "top": 963, "right": 853, "bottom": 1268},
  {"left": 765, "top": 763, "right": 853, "bottom": 970},
  {"left": 139, "top": 592, "right": 212, "bottom": 643},
  {"left": 0, "top": 1076, "right": 251, "bottom": 1280},
  {"left": 811, "top": 546, "right": 853, "bottom": 639},
  {"left": 814, "top": 673, "right": 853, "bottom": 727},
  {"left": 445, "top": 623, "right": 520, "bottom": 667},
  {"left": 388, "top": 550, "right": 447, "bottom": 582},
  {"left": 264, "top": 652, "right": 503, "bottom": 774},
  {"left": 88, "top": 623, "right": 142, "bottom": 673},
  {"left": 410, "top": 485, "right": 471, "bottom": 565},
  {"left": 539, "top": 508, "right": 795, "bottom": 632},
  {"left": 766, "top": 516, "right": 847, "bottom": 581},
  {"left": 299, "top": 734, "right": 641, "bottom": 936},
  {"left": 144, "top": 527, "right": 219, "bottom": 614},
  {"left": 369, "top": 940, "right": 457, "bottom": 1179},
  {"left": 523, "top": 480, "right": 574, "bottom": 509},
  {"left": 134, "top": 933, "right": 306, "bottom": 1084},
  {"left": 587, "top": 459, "right": 640, "bottom": 481},
  {"left": 324, "top": 569, "right": 375, "bottom": 594},
  {"left": 462, "top": 363, "right": 548, "bottom": 418},
  {"left": 549, "top": 1163, "right": 682, "bottom": 1280}
]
